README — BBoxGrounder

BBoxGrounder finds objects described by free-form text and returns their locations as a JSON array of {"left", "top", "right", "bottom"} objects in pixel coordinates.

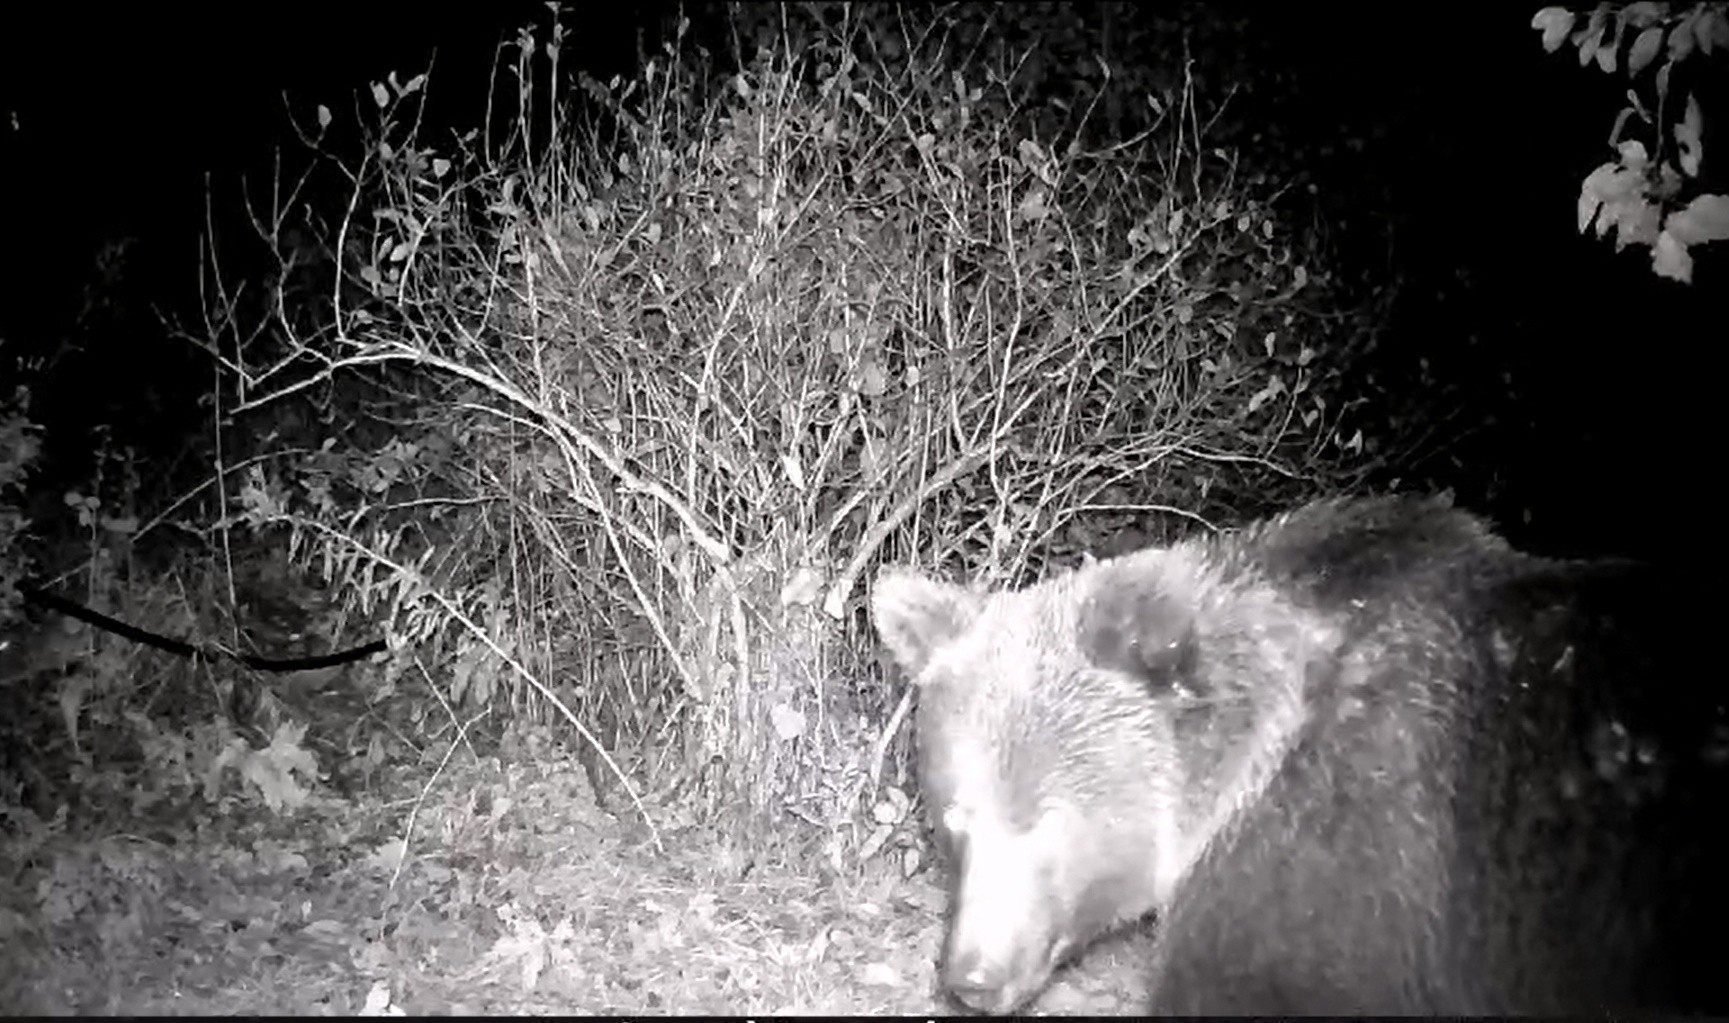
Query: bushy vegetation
[
  {"left": 0, "top": 380, "right": 39, "bottom": 630},
  {"left": 1534, "top": 2, "right": 1729, "bottom": 282},
  {"left": 164, "top": 2, "right": 1412, "bottom": 857}
]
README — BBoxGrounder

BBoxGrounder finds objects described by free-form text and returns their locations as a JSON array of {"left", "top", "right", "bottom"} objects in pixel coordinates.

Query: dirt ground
[{"left": 0, "top": 747, "right": 1152, "bottom": 1015}]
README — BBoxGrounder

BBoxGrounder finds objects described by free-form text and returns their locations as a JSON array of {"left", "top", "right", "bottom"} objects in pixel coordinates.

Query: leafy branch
[{"left": 1533, "top": 2, "right": 1729, "bottom": 282}]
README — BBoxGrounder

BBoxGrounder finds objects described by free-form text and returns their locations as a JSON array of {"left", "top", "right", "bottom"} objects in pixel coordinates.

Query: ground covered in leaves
[{"left": 0, "top": 744, "right": 1150, "bottom": 1015}]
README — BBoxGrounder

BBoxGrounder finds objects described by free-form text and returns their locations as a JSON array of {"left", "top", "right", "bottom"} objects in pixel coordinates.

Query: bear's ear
[
  {"left": 871, "top": 568, "right": 980, "bottom": 679},
  {"left": 1077, "top": 561, "right": 1195, "bottom": 689}
]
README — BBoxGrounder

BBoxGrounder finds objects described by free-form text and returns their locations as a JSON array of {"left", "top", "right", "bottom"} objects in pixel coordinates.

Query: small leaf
[
  {"left": 1628, "top": 26, "right": 1662, "bottom": 73},
  {"left": 857, "top": 961, "right": 901, "bottom": 988},
  {"left": 1664, "top": 193, "right": 1729, "bottom": 246},
  {"left": 770, "top": 703, "right": 806, "bottom": 741},
  {"left": 1018, "top": 186, "right": 1049, "bottom": 221},
  {"left": 1578, "top": 165, "right": 1619, "bottom": 235},
  {"left": 1698, "top": 7, "right": 1728, "bottom": 54},
  {"left": 1247, "top": 376, "right": 1285, "bottom": 414},
  {"left": 779, "top": 565, "right": 824, "bottom": 608},
  {"left": 859, "top": 822, "right": 891, "bottom": 860},
  {"left": 1668, "top": 13, "right": 1697, "bottom": 61},
  {"left": 371, "top": 81, "right": 390, "bottom": 109},
  {"left": 1622, "top": 2, "right": 1665, "bottom": 30},
  {"left": 57, "top": 676, "right": 88, "bottom": 755},
  {"left": 1651, "top": 229, "right": 1693, "bottom": 283},
  {"left": 316, "top": 104, "right": 332, "bottom": 129},
  {"left": 780, "top": 453, "right": 807, "bottom": 494},
  {"left": 1677, "top": 94, "right": 1703, "bottom": 176},
  {"left": 857, "top": 360, "right": 887, "bottom": 397},
  {"left": 360, "top": 980, "right": 399, "bottom": 1017},
  {"left": 1532, "top": 6, "right": 1576, "bottom": 53}
]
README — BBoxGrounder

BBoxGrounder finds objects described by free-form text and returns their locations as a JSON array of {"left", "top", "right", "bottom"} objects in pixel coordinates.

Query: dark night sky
[
  {"left": 0, "top": 5, "right": 1638, "bottom": 330},
  {"left": 3, "top": 6, "right": 1595, "bottom": 283},
  {"left": 3, "top": 4, "right": 646, "bottom": 320}
]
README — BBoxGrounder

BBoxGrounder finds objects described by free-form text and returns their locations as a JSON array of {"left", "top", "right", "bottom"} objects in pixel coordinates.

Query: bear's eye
[
  {"left": 936, "top": 803, "right": 975, "bottom": 856},
  {"left": 940, "top": 802, "right": 971, "bottom": 838}
]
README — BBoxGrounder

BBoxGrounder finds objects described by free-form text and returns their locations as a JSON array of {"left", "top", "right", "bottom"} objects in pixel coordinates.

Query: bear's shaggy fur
[{"left": 871, "top": 494, "right": 1726, "bottom": 1015}]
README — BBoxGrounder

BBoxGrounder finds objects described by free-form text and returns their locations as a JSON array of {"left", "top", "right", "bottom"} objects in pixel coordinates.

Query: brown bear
[{"left": 871, "top": 494, "right": 1727, "bottom": 1015}]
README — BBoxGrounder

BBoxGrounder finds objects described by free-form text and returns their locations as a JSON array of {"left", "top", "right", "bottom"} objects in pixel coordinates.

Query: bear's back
[{"left": 1146, "top": 551, "right": 1728, "bottom": 1015}]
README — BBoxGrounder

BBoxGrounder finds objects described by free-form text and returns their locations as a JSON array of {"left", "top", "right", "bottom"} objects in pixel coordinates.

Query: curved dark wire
[{"left": 16, "top": 583, "right": 387, "bottom": 671}]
